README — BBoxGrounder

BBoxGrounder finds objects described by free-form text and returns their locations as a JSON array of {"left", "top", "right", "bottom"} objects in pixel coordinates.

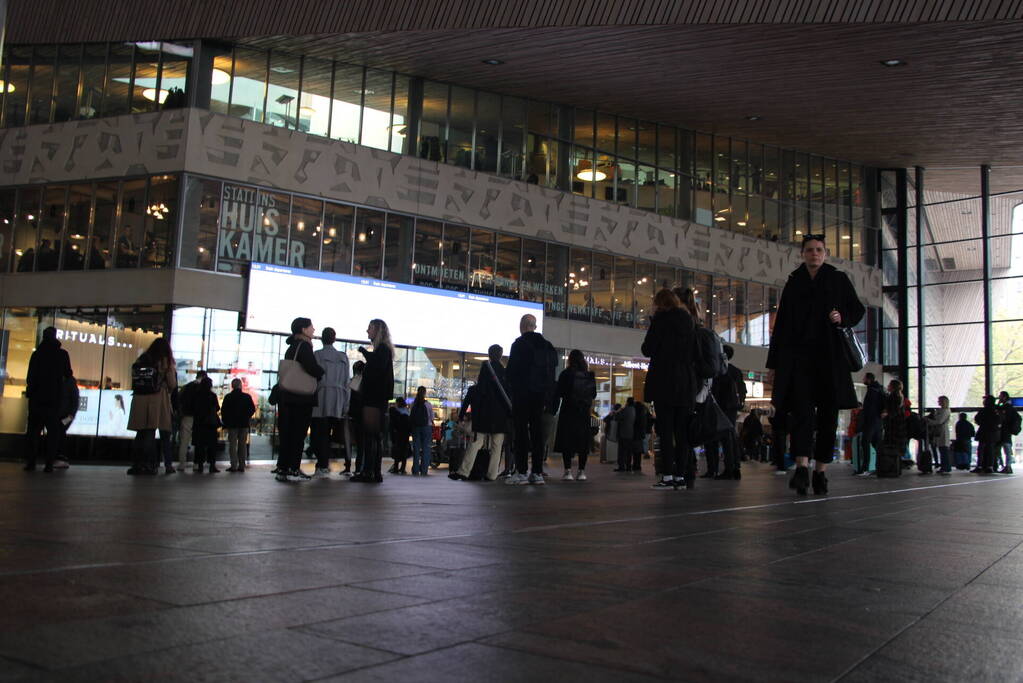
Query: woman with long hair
[
  {"left": 642, "top": 289, "right": 698, "bottom": 490},
  {"left": 352, "top": 319, "right": 394, "bottom": 483},
  {"left": 408, "top": 386, "right": 434, "bottom": 476},
  {"left": 274, "top": 317, "right": 324, "bottom": 482},
  {"left": 553, "top": 349, "right": 597, "bottom": 480},
  {"left": 127, "top": 337, "right": 177, "bottom": 475}
]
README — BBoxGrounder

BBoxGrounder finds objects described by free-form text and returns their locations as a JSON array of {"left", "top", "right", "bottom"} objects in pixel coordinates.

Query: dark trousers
[
  {"left": 631, "top": 440, "right": 643, "bottom": 471},
  {"left": 562, "top": 449, "right": 588, "bottom": 471},
  {"left": 278, "top": 403, "right": 313, "bottom": 472},
  {"left": 858, "top": 420, "right": 881, "bottom": 473},
  {"left": 772, "top": 413, "right": 790, "bottom": 471},
  {"left": 706, "top": 413, "right": 739, "bottom": 474},
  {"left": 655, "top": 402, "right": 693, "bottom": 481},
  {"left": 513, "top": 393, "right": 547, "bottom": 474},
  {"left": 312, "top": 417, "right": 346, "bottom": 469},
  {"left": 160, "top": 429, "right": 174, "bottom": 468},
  {"left": 787, "top": 365, "right": 838, "bottom": 463},
  {"left": 25, "top": 409, "right": 63, "bottom": 468},
  {"left": 132, "top": 429, "right": 158, "bottom": 471}
]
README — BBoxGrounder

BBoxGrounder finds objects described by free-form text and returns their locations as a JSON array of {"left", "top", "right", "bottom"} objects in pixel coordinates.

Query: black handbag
[
  {"left": 689, "top": 394, "right": 733, "bottom": 447},
  {"left": 836, "top": 325, "right": 866, "bottom": 372}
]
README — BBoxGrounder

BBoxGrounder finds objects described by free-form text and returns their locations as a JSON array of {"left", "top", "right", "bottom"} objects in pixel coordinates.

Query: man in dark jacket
[
  {"left": 221, "top": 378, "right": 256, "bottom": 472},
  {"left": 505, "top": 314, "right": 556, "bottom": 485},
  {"left": 452, "top": 344, "right": 511, "bottom": 482},
  {"left": 996, "top": 391, "right": 1018, "bottom": 474},
  {"left": 706, "top": 345, "right": 745, "bottom": 480},
  {"left": 856, "top": 372, "right": 884, "bottom": 475},
  {"left": 614, "top": 397, "right": 637, "bottom": 472},
  {"left": 24, "top": 327, "right": 73, "bottom": 472},
  {"left": 177, "top": 370, "right": 207, "bottom": 471},
  {"left": 953, "top": 412, "right": 976, "bottom": 470}
]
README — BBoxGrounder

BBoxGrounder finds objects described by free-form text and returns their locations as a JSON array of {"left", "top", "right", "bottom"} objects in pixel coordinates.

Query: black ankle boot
[
  {"left": 789, "top": 466, "right": 810, "bottom": 496},
  {"left": 811, "top": 470, "right": 828, "bottom": 495}
]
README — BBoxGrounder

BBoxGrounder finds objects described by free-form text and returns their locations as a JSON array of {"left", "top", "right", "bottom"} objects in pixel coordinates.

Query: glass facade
[{"left": 0, "top": 41, "right": 880, "bottom": 262}]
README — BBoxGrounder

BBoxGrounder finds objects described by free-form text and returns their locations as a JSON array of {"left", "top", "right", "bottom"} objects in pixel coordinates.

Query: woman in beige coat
[{"left": 127, "top": 338, "right": 177, "bottom": 474}]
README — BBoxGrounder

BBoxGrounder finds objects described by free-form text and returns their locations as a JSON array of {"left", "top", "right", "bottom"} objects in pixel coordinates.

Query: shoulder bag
[
  {"left": 278, "top": 341, "right": 318, "bottom": 395},
  {"left": 835, "top": 325, "right": 866, "bottom": 372}
]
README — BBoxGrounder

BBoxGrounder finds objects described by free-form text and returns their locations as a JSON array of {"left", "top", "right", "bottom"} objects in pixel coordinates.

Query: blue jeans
[{"left": 411, "top": 425, "right": 432, "bottom": 474}]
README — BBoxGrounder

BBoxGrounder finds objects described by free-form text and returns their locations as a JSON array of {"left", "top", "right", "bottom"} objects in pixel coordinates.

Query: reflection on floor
[{"left": 1, "top": 460, "right": 1022, "bottom": 682}]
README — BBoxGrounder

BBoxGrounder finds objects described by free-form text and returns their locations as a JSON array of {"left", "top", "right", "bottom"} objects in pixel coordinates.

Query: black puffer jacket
[
  {"left": 26, "top": 337, "right": 73, "bottom": 413},
  {"left": 641, "top": 307, "right": 697, "bottom": 408}
]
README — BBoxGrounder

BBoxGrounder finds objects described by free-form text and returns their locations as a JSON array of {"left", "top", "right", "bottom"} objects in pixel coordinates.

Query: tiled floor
[{"left": 1, "top": 460, "right": 1021, "bottom": 682}]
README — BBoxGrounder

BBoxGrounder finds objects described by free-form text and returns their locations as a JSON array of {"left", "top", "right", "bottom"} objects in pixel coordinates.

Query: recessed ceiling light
[
  {"left": 482, "top": 59, "right": 504, "bottom": 65},
  {"left": 746, "top": 114, "right": 762, "bottom": 121},
  {"left": 880, "top": 58, "right": 906, "bottom": 67}
]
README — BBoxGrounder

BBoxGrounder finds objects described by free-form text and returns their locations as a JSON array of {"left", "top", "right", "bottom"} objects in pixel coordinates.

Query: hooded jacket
[{"left": 641, "top": 307, "right": 697, "bottom": 408}]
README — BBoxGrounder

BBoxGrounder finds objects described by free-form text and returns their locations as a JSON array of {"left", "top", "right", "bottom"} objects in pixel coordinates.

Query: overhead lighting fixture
[
  {"left": 481, "top": 59, "right": 504, "bottom": 65},
  {"left": 736, "top": 221, "right": 747, "bottom": 227},
  {"left": 211, "top": 68, "right": 230, "bottom": 86},
  {"left": 0, "top": 80, "right": 14, "bottom": 93},
  {"left": 358, "top": 232, "right": 367, "bottom": 242},
  {"left": 841, "top": 234, "right": 851, "bottom": 240},
  {"left": 299, "top": 106, "right": 316, "bottom": 118},
  {"left": 575, "top": 159, "right": 606, "bottom": 182},
  {"left": 714, "top": 216, "right": 726, "bottom": 222},
  {"left": 745, "top": 114, "right": 762, "bottom": 121},
  {"left": 142, "top": 88, "right": 169, "bottom": 103},
  {"left": 880, "top": 58, "right": 906, "bottom": 67}
]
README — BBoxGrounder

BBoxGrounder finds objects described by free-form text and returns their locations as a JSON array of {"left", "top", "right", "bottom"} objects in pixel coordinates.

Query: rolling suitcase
[{"left": 876, "top": 443, "right": 902, "bottom": 478}]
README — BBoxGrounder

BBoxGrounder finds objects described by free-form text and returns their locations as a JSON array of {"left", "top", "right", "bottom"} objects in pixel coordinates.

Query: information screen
[{"left": 245, "top": 263, "right": 544, "bottom": 354}]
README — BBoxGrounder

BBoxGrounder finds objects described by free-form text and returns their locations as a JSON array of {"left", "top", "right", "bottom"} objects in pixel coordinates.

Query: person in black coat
[
  {"left": 856, "top": 372, "right": 884, "bottom": 475},
  {"left": 351, "top": 318, "right": 394, "bottom": 483},
  {"left": 767, "top": 235, "right": 865, "bottom": 496},
  {"left": 24, "top": 326, "right": 74, "bottom": 472},
  {"left": 642, "top": 288, "right": 698, "bottom": 490},
  {"left": 191, "top": 376, "right": 221, "bottom": 473},
  {"left": 452, "top": 344, "right": 512, "bottom": 482},
  {"left": 505, "top": 314, "right": 557, "bottom": 485},
  {"left": 388, "top": 398, "right": 411, "bottom": 474},
  {"left": 552, "top": 349, "right": 597, "bottom": 481},
  {"left": 953, "top": 412, "right": 976, "bottom": 470},
  {"left": 974, "top": 395, "right": 1002, "bottom": 474},
  {"left": 221, "top": 378, "right": 256, "bottom": 472},
  {"left": 706, "top": 345, "right": 746, "bottom": 480},
  {"left": 274, "top": 317, "right": 325, "bottom": 482}
]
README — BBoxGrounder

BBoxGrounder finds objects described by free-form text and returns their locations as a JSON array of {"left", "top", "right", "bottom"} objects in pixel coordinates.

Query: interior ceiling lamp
[
  {"left": 575, "top": 159, "right": 607, "bottom": 182},
  {"left": 299, "top": 106, "right": 316, "bottom": 118},
  {"left": 211, "top": 68, "right": 230, "bottom": 85},
  {"left": 0, "top": 80, "right": 14, "bottom": 93},
  {"left": 142, "top": 88, "right": 169, "bottom": 103}
]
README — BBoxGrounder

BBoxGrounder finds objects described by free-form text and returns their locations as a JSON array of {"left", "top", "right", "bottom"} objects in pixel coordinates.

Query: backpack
[
  {"left": 693, "top": 327, "right": 728, "bottom": 380},
  {"left": 569, "top": 370, "right": 596, "bottom": 409},
  {"left": 906, "top": 412, "right": 926, "bottom": 441},
  {"left": 1006, "top": 409, "right": 1022, "bottom": 436},
  {"left": 715, "top": 370, "right": 742, "bottom": 413},
  {"left": 131, "top": 353, "right": 161, "bottom": 395},
  {"left": 528, "top": 339, "right": 557, "bottom": 393}
]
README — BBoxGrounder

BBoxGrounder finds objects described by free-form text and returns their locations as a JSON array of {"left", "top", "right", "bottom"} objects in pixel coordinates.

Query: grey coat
[
  {"left": 925, "top": 407, "right": 951, "bottom": 448},
  {"left": 312, "top": 344, "right": 351, "bottom": 418}
]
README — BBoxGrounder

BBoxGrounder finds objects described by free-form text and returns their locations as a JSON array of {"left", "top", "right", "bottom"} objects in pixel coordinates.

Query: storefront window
[
  {"left": 0, "top": 190, "right": 14, "bottom": 272},
  {"left": 321, "top": 201, "right": 354, "bottom": 274},
  {"left": 634, "top": 260, "right": 656, "bottom": 329},
  {"left": 521, "top": 238, "right": 546, "bottom": 305},
  {"left": 353, "top": 207, "right": 385, "bottom": 278},
  {"left": 412, "top": 219, "right": 443, "bottom": 287},
  {"left": 441, "top": 223, "right": 469, "bottom": 290},
  {"left": 468, "top": 228, "right": 495, "bottom": 295},
  {"left": 287, "top": 194, "right": 322, "bottom": 270},
  {"left": 545, "top": 244, "right": 568, "bottom": 318},
  {"left": 218, "top": 184, "right": 291, "bottom": 273},
  {"left": 180, "top": 176, "right": 219, "bottom": 270},
  {"left": 63, "top": 184, "right": 92, "bottom": 271},
  {"left": 115, "top": 179, "right": 145, "bottom": 268},
  {"left": 591, "top": 252, "right": 613, "bottom": 325},
  {"left": 143, "top": 175, "right": 177, "bottom": 268},
  {"left": 90, "top": 181, "right": 117, "bottom": 270},
  {"left": 613, "top": 257, "right": 635, "bottom": 327},
  {"left": 568, "top": 249, "right": 592, "bottom": 322},
  {"left": 383, "top": 212, "right": 412, "bottom": 282},
  {"left": 495, "top": 233, "right": 520, "bottom": 299}
]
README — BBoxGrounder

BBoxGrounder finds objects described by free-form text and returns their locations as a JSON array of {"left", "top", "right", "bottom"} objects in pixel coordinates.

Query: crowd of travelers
[{"left": 21, "top": 235, "right": 1019, "bottom": 493}]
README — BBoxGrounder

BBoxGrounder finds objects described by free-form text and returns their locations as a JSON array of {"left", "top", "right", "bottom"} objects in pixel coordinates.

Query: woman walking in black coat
[
  {"left": 767, "top": 235, "right": 865, "bottom": 496},
  {"left": 191, "top": 376, "right": 221, "bottom": 473},
  {"left": 553, "top": 349, "right": 597, "bottom": 481},
  {"left": 642, "top": 289, "right": 698, "bottom": 490},
  {"left": 351, "top": 319, "right": 394, "bottom": 483},
  {"left": 974, "top": 395, "right": 1002, "bottom": 474},
  {"left": 275, "top": 317, "right": 325, "bottom": 482}
]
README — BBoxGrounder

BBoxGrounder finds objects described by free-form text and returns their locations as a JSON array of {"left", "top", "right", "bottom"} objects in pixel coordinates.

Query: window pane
[
  {"left": 521, "top": 238, "right": 546, "bottom": 305},
  {"left": 329, "top": 64, "right": 363, "bottom": 143},
  {"left": 923, "top": 323, "right": 985, "bottom": 369},
  {"left": 993, "top": 277, "right": 1023, "bottom": 321},
  {"left": 412, "top": 219, "right": 442, "bottom": 287},
  {"left": 4, "top": 47, "right": 32, "bottom": 126},
  {"left": 545, "top": 244, "right": 568, "bottom": 319},
  {"left": 993, "top": 320, "right": 1023, "bottom": 366},
  {"left": 297, "top": 57, "right": 331, "bottom": 137},
  {"left": 391, "top": 75, "right": 409, "bottom": 154},
  {"left": 36, "top": 185, "right": 65, "bottom": 272},
  {"left": 230, "top": 48, "right": 267, "bottom": 123},
  {"left": 322, "top": 201, "right": 354, "bottom": 274},
  {"left": 63, "top": 184, "right": 91, "bottom": 271},
  {"left": 746, "top": 282, "right": 769, "bottom": 346},
  {"left": 13, "top": 188, "right": 40, "bottom": 271},
  {"left": 657, "top": 169, "right": 676, "bottom": 217},
  {"left": 573, "top": 109, "right": 594, "bottom": 148},
  {"left": 468, "top": 228, "right": 495, "bottom": 295},
  {"left": 266, "top": 52, "right": 300, "bottom": 128},
  {"left": 568, "top": 249, "right": 591, "bottom": 322},
  {"left": 114, "top": 179, "right": 145, "bottom": 268},
  {"left": 142, "top": 174, "right": 177, "bottom": 268},
  {"left": 495, "top": 233, "right": 520, "bottom": 299},
  {"left": 499, "top": 96, "right": 525, "bottom": 179},
  {"left": 383, "top": 212, "right": 413, "bottom": 282},
  {"left": 694, "top": 133, "right": 712, "bottom": 225},
  {"left": 637, "top": 164, "right": 656, "bottom": 212},
  {"left": 617, "top": 119, "right": 637, "bottom": 160},
  {"left": 179, "top": 176, "right": 218, "bottom": 270},
  {"left": 694, "top": 272, "right": 713, "bottom": 328},
  {"left": 613, "top": 257, "right": 635, "bottom": 327},
  {"left": 159, "top": 43, "right": 189, "bottom": 110},
  {"left": 0, "top": 189, "right": 14, "bottom": 272},
  {"left": 592, "top": 252, "right": 613, "bottom": 325},
  {"left": 925, "top": 365, "right": 986, "bottom": 409},
  {"left": 637, "top": 122, "right": 656, "bottom": 166},
  {"left": 90, "top": 181, "right": 117, "bottom": 270},
  {"left": 657, "top": 124, "right": 677, "bottom": 171},
  {"left": 527, "top": 100, "right": 555, "bottom": 139},
  {"left": 53, "top": 45, "right": 81, "bottom": 122},
  {"left": 353, "top": 207, "right": 384, "bottom": 278},
  {"left": 79, "top": 44, "right": 105, "bottom": 120},
  {"left": 287, "top": 194, "right": 321, "bottom": 270},
  {"left": 209, "top": 50, "right": 232, "bottom": 115},
  {"left": 733, "top": 280, "right": 747, "bottom": 345},
  {"left": 992, "top": 365, "right": 1023, "bottom": 400},
  {"left": 360, "top": 69, "right": 393, "bottom": 150},
  {"left": 634, "top": 261, "right": 655, "bottom": 329},
  {"left": 103, "top": 43, "right": 132, "bottom": 117},
  {"left": 28, "top": 46, "right": 55, "bottom": 124},
  {"left": 448, "top": 86, "right": 474, "bottom": 168},
  {"left": 475, "top": 91, "right": 500, "bottom": 174},
  {"left": 595, "top": 113, "right": 616, "bottom": 156},
  {"left": 441, "top": 223, "right": 469, "bottom": 290},
  {"left": 419, "top": 81, "right": 447, "bottom": 162},
  {"left": 921, "top": 239, "right": 985, "bottom": 285},
  {"left": 218, "top": 185, "right": 289, "bottom": 273},
  {"left": 130, "top": 42, "right": 162, "bottom": 113}
]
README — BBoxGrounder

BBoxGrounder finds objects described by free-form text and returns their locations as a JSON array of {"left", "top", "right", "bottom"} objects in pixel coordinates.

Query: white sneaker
[
  {"left": 562, "top": 470, "right": 574, "bottom": 481},
  {"left": 576, "top": 471, "right": 587, "bottom": 481},
  {"left": 528, "top": 472, "right": 546, "bottom": 485},
  {"left": 505, "top": 473, "right": 529, "bottom": 485},
  {"left": 52, "top": 459, "right": 70, "bottom": 469},
  {"left": 313, "top": 467, "right": 331, "bottom": 478}
]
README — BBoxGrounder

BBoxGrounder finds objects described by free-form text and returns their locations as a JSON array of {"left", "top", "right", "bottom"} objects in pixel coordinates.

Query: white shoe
[
  {"left": 313, "top": 467, "right": 331, "bottom": 478},
  {"left": 52, "top": 459, "right": 70, "bottom": 469},
  {"left": 774, "top": 470, "right": 788, "bottom": 476},
  {"left": 505, "top": 473, "right": 529, "bottom": 485},
  {"left": 562, "top": 470, "right": 574, "bottom": 481},
  {"left": 576, "top": 471, "right": 587, "bottom": 481},
  {"left": 528, "top": 472, "right": 546, "bottom": 485}
]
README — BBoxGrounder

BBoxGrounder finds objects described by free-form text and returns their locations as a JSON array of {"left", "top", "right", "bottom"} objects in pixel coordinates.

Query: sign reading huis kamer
[{"left": 217, "top": 185, "right": 305, "bottom": 270}]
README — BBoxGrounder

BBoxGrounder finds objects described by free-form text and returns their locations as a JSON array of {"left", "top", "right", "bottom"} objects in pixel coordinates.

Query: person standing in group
[
  {"left": 221, "top": 378, "right": 256, "bottom": 472},
  {"left": 740, "top": 409, "right": 764, "bottom": 463},
  {"left": 177, "top": 371, "right": 207, "bottom": 472},
  {"left": 127, "top": 338, "right": 177, "bottom": 475},
  {"left": 973, "top": 395, "right": 1002, "bottom": 475},
  {"left": 925, "top": 395, "right": 952, "bottom": 475},
  {"left": 855, "top": 372, "right": 884, "bottom": 475},
  {"left": 705, "top": 344, "right": 745, "bottom": 480},
  {"left": 388, "top": 398, "right": 411, "bottom": 474},
  {"left": 191, "top": 376, "right": 221, "bottom": 473},
  {"left": 505, "top": 314, "right": 557, "bottom": 485},
  {"left": 24, "top": 326, "right": 74, "bottom": 472},
  {"left": 882, "top": 379, "right": 909, "bottom": 465},
  {"left": 614, "top": 397, "right": 638, "bottom": 472},
  {"left": 274, "top": 318, "right": 324, "bottom": 482},
  {"left": 351, "top": 319, "right": 394, "bottom": 483},
  {"left": 953, "top": 412, "right": 976, "bottom": 470},
  {"left": 51, "top": 374, "right": 81, "bottom": 470},
  {"left": 767, "top": 234, "right": 865, "bottom": 496},
  {"left": 643, "top": 289, "right": 698, "bottom": 490},
  {"left": 451, "top": 344, "right": 513, "bottom": 482},
  {"left": 347, "top": 361, "right": 365, "bottom": 477},
  {"left": 996, "top": 391, "right": 1019, "bottom": 474},
  {"left": 551, "top": 349, "right": 597, "bottom": 481},
  {"left": 311, "top": 327, "right": 350, "bottom": 478},
  {"left": 408, "top": 386, "right": 435, "bottom": 476}
]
